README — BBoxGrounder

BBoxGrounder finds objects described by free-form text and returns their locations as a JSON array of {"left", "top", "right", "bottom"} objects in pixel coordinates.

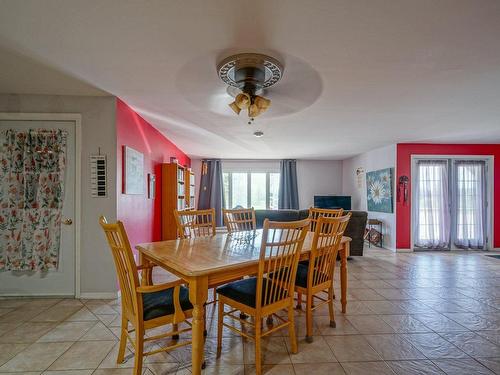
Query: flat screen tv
[{"left": 314, "top": 195, "right": 351, "bottom": 210}]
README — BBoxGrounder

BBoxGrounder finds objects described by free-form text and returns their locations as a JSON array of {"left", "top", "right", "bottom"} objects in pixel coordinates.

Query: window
[{"left": 223, "top": 172, "right": 280, "bottom": 209}]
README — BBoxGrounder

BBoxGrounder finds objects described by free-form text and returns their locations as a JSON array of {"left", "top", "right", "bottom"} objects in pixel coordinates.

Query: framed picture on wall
[
  {"left": 366, "top": 167, "right": 394, "bottom": 213},
  {"left": 123, "top": 146, "right": 144, "bottom": 194}
]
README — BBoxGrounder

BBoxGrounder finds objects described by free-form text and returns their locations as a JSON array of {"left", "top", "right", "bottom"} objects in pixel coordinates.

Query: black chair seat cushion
[
  {"left": 295, "top": 263, "right": 328, "bottom": 288},
  {"left": 142, "top": 285, "right": 193, "bottom": 321},
  {"left": 217, "top": 277, "right": 287, "bottom": 308}
]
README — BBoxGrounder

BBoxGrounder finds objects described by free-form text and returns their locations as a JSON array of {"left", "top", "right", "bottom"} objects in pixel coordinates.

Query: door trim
[
  {"left": 410, "top": 154, "right": 494, "bottom": 251},
  {"left": 0, "top": 112, "right": 82, "bottom": 297}
]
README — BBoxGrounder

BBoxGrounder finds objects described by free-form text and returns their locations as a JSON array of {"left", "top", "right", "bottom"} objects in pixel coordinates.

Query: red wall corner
[
  {"left": 396, "top": 143, "right": 500, "bottom": 249},
  {"left": 116, "top": 99, "right": 190, "bottom": 248}
]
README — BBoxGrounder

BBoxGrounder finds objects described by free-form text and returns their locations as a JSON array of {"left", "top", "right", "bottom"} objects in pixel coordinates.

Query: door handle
[{"left": 62, "top": 218, "right": 73, "bottom": 225}]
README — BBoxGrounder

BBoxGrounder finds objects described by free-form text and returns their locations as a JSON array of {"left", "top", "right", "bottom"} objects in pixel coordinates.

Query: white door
[{"left": 0, "top": 119, "right": 76, "bottom": 296}]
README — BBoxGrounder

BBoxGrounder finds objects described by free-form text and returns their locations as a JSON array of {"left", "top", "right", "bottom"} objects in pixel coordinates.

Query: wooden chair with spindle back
[
  {"left": 296, "top": 207, "right": 345, "bottom": 309},
  {"left": 295, "top": 214, "right": 351, "bottom": 342},
  {"left": 216, "top": 218, "right": 310, "bottom": 375},
  {"left": 174, "top": 208, "right": 216, "bottom": 239},
  {"left": 308, "top": 207, "right": 344, "bottom": 232},
  {"left": 99, "top": 216, "right": 195, "bottom": 375},
  {"left": 223, "top": 207, "right": 257, "bottom": 233}
]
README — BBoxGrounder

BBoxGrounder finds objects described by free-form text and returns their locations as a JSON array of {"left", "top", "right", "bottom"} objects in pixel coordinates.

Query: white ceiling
[{"left": 0, "top": 0, "right": 499, "bottom": 160}]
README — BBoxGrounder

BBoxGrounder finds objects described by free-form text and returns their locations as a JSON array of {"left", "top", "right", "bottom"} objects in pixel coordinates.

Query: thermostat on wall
[{"left": 90, "top": 155, "right": 107, "bottom": 197}]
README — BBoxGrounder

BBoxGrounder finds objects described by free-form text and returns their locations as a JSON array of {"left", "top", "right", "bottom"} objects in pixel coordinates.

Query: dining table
[{"left": 136, "top": 229, "right": 351, "bottom": 375}]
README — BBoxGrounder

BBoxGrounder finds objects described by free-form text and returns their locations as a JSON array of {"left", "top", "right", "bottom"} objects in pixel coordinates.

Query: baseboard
[
  {"left": 0, "top": 293, "right": 74, "bottom": 298},
  {"left": 396, "top": 248, "right": 413, "bottom": 253},
  {"left": 79, "top": 292, "right": 118, "bottom": 299}
]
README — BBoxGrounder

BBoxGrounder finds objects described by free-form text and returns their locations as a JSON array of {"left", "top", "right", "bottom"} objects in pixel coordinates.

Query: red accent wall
[
  {"left": 396, "top": 143, "right": 499, "bottom": 249},
  {"left": 116, "top": 99, "right": 190, "bottom": 248}
]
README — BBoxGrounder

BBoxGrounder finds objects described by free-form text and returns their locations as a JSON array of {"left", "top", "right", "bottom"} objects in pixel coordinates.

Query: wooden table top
[{"left": 136, "top": 230, "right": 351, "bottom": 277}]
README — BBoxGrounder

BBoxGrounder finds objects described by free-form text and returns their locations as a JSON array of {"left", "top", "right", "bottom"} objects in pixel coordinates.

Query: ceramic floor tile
[
  {"left": 0, "top": 342, "right": 73, "bottom": 372},
  {"left": 411, "top": 313, "right": 468, "bottom": 332},
  {"left": 364, "top": 334, "right": 426, "bottom": 360},
  {"left": 439, "top": 331, "right": 500, "bottom": 358},
  {"left": 293, "top": 362, "right": 345, "bottom": 374},
  {"left": 387, "top": 360, "right": 445, "bottom": 375},
  {"left": 316, "top": 315, "right": 359, "bottom": 335},
  {"left": 0, "top": 322, "right": 57, "bottom": 343},
  {"left": 362, "top": 301, "right": 407, "bottom": 315},
  {"left": 285, "top": 336, "right": 337, "bottom": 363},
  {"left": 346, "top": 315, "right": 395, "bottom": 334},
  {"left": 432, "top": 358, "right": 495, "bottom": 375},
  {"left": 401, "top": 333, "right": 468, "bottom": 359},
  {"left": 79, "top": 321, "right": 117, "bottom": 341},
  {"left": 243, "top": 337, "right": 291, "bottom": 365},
  {"left": 37, "top": 321, "right": 96, "bottom": 342},
  {"left": 48, "top": 340, "right": 115, "bottom": 370},
  {"left": 66, "top": 307, "right": 99, "bottom": 322},
  {"left": 340, "top": 361, "right": 396, "bottom": 375},
  {"left": 476, "top": 358, "right": 500, "bottom": 375},
  {"left": 0, "top": 343, "right": 29, "bottom": 366},
  {"left": 324, "top": 335, "right": 382, "bottom": 362},
  {"left": 42, "top": 371, "right": 94, "bottom": 375},
  {"left": 380, "top": 315, "right": 432, "bottom": 333},
  {"left": 31, "top": 305, "right": 82, "bottom": 322}
]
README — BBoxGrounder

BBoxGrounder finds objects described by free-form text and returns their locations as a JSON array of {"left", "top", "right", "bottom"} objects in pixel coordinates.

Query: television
[{"left": 314, "top": 195, "right": 351, "bottom": 210}]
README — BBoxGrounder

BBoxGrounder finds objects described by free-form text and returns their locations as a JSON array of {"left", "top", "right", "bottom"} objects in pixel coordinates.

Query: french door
[{"left": 413, "top": 158, "right": 489, "bottom": 250}]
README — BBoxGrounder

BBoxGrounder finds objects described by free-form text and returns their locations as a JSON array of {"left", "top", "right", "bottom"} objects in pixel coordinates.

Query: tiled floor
[{"left": 1, "top": 247, "right": 500, "bottom": 374}]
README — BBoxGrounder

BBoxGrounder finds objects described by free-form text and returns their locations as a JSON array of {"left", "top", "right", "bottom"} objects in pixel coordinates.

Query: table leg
[
  {"left": 138, "top": 253, "right": 153, "bottom": 286},
  {"left": 189, "top": 276, "right": 208, "bottom": 375},
  {"left": 340, "top": 242, "right": 349, "bottom": 313}
]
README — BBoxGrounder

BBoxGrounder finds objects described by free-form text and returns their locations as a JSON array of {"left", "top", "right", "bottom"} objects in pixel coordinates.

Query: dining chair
[
  {"left": 223, "top": 207, "right": 256, "bottom": 233},
  {"left": 174, "top": 208, "right": 216, "bottom": 239},
  {"left": 296, "top": 207, "right": 345, "bottom": 309},
  {"left": 295, "top": 214, "right": 351, "bottom": 342},
  {"left": 99, "top": 216, "right": 195, "bottom": 375},
  {"left": 308, "top": 207, "right": 344, "bottom": 232},
  {"left": 216, "top": 218, "right": 310, "bottom": 375}
]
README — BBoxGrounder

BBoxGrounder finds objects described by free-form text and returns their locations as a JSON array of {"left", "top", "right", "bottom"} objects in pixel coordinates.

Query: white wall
[
  {"left": 342, "top": 144, "right": 397, "bottom": 250},
  {"left": 0, "top": 94, "right": 118, "bottom": 296},
  {"left": 296, "top": 160, "right": 343, "bottom": 209},
  {"left": 190, "top": 159, "right": 343, "bottom": 210}
]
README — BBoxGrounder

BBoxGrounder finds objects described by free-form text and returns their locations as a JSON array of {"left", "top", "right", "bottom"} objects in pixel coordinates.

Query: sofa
[{"left": 254, "top": 209, "right": 368, "bottom": 256}]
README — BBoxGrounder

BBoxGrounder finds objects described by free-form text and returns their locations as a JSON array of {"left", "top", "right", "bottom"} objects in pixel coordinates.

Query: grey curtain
[
  {"left": 198, "top": 159, "right": 225, "bottom": 226},
  {"left": 278, "top": 159, "right": 299, "bottom": 209}
]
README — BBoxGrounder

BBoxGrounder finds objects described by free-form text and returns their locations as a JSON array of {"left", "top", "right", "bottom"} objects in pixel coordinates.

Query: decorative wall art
[
  {"left": 366, "top": 167, "right": 394, "bottom": 213},
  {"left": 123, "top": 146, "right": 144, "bottom": 194}
]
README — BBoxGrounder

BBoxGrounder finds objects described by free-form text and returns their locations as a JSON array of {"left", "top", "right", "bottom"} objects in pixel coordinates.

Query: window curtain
[
  {"left": 198, "top": 159, "right": 225, "bottom": 226},
  {"left": 0, "top": 129, "right": 67, "bottom": 271},
  {"left": 413, "top": 160, "right": 450, "bottom": 249},
  {"left": 454, "top": 160, "right": 486, "bottom": 249},
  {"left": 278, "top": 159, "right": 299, "bottom": 209}
]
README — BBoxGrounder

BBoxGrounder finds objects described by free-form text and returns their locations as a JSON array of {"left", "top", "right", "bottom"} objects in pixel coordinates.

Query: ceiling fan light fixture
[
  {"left": 235, "top": 92, "right": 251, "bottom": 109},
  {"left": 229, "top": 101, "right": 241, "bottom": 115},
  {"left": 254, "top": 95, "right": 271, "bottom": 111},
  {"left": 248, "top": 103, "right": 260, "bottom": 118}
]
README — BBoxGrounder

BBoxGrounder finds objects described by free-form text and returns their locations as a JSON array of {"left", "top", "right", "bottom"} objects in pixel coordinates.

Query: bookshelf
[
  {"left": 162, "top": 163, "right": 190, "bottom": 240},
  {"left": 185, "top": 169, "right": 196, "bottom": 209}
]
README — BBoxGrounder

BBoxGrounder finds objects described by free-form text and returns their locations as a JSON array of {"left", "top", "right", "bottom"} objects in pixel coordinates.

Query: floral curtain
[{"left": 0, "top": 129, "right": 67, "bottom": 271}]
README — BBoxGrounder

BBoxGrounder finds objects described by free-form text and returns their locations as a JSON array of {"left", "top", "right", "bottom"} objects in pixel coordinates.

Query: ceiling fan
[{"left": 217, "top": 53, "right": 284, "bottom": 123}]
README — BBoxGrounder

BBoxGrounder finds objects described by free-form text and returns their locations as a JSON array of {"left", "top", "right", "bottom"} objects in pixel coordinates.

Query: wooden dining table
[{"left": 136, "top": 230, "right": 351, "bottom": 375}]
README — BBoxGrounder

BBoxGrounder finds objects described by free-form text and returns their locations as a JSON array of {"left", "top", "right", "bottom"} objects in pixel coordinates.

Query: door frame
[
  {"left": 410, "top": 154, "right": 494, "bottom": 251},
  {"left": 0, "top": 112, "right": 82, "bottom": 297}
]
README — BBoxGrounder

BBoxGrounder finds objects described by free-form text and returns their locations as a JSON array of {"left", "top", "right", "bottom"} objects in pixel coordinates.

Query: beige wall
[
  {"left": 342, "top": 144, "right": 397, "bottom": 251},
  {"left": 0, "top": 94, "right": 118, "bottom": 296}
]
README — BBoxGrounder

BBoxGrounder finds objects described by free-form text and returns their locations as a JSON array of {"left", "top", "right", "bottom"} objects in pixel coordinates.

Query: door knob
[{"left": 62, "top": 218, "right": 73, "bottom": 225}]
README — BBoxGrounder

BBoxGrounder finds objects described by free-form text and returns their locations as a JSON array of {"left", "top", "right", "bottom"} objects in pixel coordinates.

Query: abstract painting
[{"left": 366, "top": 167, "right": 393, "bottom": 213}]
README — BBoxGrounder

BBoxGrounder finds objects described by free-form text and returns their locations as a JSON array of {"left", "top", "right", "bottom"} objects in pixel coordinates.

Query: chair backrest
[
  {"left": 309, "top": 207, "right": 344, "bottom": 232},
  {"left": 256, "top": 218, "right": 310, "bottom": 309},
  {"left": 174, "top": 208, "right": 216, "bottom": 239},
  {"left": 223, "top": 207, "right": 256, "bottom": 233},
  {"left": 307, "top": 213, "right": 351, "bottom": 288},
  {"left": 99, "top": 216, "right": 140, "bottom": 319}
]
